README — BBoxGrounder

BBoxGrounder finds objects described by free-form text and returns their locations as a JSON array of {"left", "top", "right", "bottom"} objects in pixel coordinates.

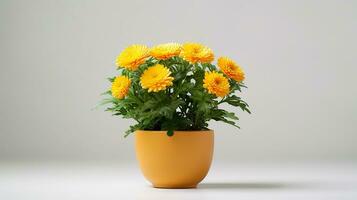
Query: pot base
[{"left": 153, "top": 184, "right": 197, "bottom": 189}]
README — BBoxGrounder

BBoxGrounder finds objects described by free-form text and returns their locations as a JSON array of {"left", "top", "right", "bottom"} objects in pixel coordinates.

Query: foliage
[{"left": 101, "top": 45, "right": 250, "bottom": 137}]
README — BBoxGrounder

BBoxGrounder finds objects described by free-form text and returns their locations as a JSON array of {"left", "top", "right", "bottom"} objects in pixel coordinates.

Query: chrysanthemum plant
[{"left": 101, "top": 43, "right": 250, "bottom": 137}]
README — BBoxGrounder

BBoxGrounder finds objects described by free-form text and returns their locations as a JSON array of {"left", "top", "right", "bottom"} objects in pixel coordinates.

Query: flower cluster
[
  {"left": 111, "top": 42, "right": 245, "bottom": 99},
  {"left": 102, "top": 42, "right": 250, "bottom": 136}
]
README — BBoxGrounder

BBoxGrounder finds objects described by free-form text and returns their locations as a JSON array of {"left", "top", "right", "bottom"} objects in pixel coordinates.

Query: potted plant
[{"left": 101, "top": 42, "right": 250, "bottom": 188}]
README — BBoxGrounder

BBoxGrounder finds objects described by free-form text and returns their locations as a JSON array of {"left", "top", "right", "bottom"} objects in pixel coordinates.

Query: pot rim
[{"left": 135, "top": 129, "right": 213, "bottom": 133}]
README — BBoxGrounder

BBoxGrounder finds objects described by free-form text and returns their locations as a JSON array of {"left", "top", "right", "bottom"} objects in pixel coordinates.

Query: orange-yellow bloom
[
  {"left": 180, "top": 43, "right": 214, "bottom": 63},
  {"left": 150, "top": 43, "right": 182, "bottom": 60},
  {"left": 203, "top": 71, "right": 230, "bottom": 97},
  {"left": 116, "top": 44, "right": 149, "bottom": 71},
  {"left": 140, "top": 64, "right": 174, "bottom": 92},
  {"left": 217, "top": 57, "right": 245, "bottom": 82},
  {"left": 111, "top": 76, "right": 131, "bottom": 99}
]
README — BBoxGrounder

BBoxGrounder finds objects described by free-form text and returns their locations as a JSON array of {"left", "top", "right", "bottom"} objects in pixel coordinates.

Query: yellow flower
[
  {"left": 115, "top": 44, "right": 149, "bottom": 71},
  {"left": 217, "top": 57, "right": 245, "bottom": 82},
  {"left": 180, "top": 43, "right": 214, "bottom": 63},
  {"left": 150, "top": 43, "right": 182, "bottom": 60},
  {"left": 203, "top": 71, "right": 230, "bottom": 97},
  {"left": 111, "top": 76, "right": 131, "bottom": 99},
  {"left": 140, "top": 64, "right": 174, "bottom": 92}
]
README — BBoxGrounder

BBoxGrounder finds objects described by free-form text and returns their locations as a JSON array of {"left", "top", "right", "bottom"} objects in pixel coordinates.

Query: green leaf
[
  {"left": 220, "top": 118, "right": 241, "bottom": 129},
  {"left": 223, "top": 111, "right": 239, "bottom": 120},
  {"left": 167, "top": 130, "right": 174, "bottom": 137},
  {"left": 101, "top": 90, "right": 111, "bottom": 96},
  {"left": 107, "top": 77, "right": 115, "bottom": 82}
]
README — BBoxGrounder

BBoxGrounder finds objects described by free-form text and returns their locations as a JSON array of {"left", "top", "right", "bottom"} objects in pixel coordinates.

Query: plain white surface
[{"left": 1, "top": 162, "right": 356, "bottom": 200}]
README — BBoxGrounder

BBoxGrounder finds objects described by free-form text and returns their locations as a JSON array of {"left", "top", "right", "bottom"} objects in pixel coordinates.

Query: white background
[
  {"left": 0, "top": 0, "right": 356, "bottom": 199},
  {"left": 1, "top": 0, "right": 356, "bottom": 163}
]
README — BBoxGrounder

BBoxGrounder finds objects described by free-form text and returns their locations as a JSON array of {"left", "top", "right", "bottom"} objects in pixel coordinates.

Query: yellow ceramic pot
[{"left": 135, "top": 130, "right": 214, "bottom": 188}]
